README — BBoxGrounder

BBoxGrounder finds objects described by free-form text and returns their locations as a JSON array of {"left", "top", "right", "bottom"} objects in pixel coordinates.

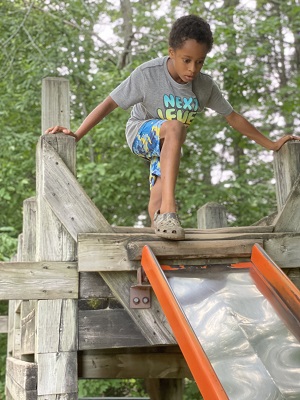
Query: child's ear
[{"left": 168, "top": 47, "right": 175, "bottom": 58}]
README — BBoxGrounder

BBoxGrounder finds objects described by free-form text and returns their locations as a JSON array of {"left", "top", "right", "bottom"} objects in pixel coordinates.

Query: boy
[{"left": 46, "top": 15, "right": 300, "bottom": 240}]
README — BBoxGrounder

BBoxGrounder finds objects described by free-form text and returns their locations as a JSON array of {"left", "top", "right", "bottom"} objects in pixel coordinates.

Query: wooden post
[
  {"left": 197, "top": 202, "right": 228, "bottom": 229},
  {"left": 35, "top": 77, "right": 78, "bottom": 399},
  {"left": 273, "top": 141, "right": 300, "bottom": 211}
]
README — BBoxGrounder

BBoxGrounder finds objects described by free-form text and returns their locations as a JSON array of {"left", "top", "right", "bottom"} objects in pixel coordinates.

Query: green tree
[{"left": 0, "top": 0, "right": 299, "bottom": 398}]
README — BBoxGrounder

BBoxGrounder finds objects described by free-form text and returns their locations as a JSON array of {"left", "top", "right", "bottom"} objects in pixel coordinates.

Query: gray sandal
[{"left": 153, "top": 210, "right": 185, "bottom": 240}]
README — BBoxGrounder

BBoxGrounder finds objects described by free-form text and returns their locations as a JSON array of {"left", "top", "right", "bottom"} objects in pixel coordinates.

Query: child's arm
[
  {"left": 225, "top": 111, "right": 300, "bottom": 151},
  {"left": 45, "top": 96, "right": 118, "bottom": 142}
]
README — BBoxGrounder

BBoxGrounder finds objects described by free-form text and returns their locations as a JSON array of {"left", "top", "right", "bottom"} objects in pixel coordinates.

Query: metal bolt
[
  {"left": 133, "top": 297, "right": 140, "bottom": 304},
  {"left": 142, "top": 297, "right": 150, "bottom": 304}
]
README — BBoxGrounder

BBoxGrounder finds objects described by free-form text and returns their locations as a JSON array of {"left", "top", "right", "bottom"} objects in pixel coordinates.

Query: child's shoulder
[{"left": 138, "top": 56, "right": 166, "bottom": 72}]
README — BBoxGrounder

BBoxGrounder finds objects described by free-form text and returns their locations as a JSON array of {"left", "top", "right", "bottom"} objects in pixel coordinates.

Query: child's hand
[
  {"left": 45, "top": 126, "right": 78, "bottom": 141},
  {"left": 272, "top": 135, "right": 300, "bottom": 151}
]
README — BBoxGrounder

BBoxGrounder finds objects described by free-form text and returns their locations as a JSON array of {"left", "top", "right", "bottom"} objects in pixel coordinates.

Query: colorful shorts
[{"left": 132, "top": 119, "right": 166, "bottom": 189}]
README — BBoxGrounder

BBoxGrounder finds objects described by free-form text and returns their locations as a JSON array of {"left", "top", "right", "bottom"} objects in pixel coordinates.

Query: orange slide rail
[
  {"left": 141, "top": 245, "right": 229, "bottom": 400},
  {"left": 250, "top": 243, "right": 300, "bottom": 337}
]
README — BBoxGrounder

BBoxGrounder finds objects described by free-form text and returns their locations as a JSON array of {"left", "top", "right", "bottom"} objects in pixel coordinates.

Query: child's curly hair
[{"left": 169, "top": 15, "right": 213, "bottom": 52}]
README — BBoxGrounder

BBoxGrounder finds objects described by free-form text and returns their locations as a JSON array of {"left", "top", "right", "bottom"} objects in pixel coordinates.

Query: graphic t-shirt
[{"left": 110, "top": 56, "right": 233, "bottom": 149}]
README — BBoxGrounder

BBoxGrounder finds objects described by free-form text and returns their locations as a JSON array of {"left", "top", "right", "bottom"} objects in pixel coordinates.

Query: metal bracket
[{"left": 130, "top": 267, "right": 151, "bottom": 309}]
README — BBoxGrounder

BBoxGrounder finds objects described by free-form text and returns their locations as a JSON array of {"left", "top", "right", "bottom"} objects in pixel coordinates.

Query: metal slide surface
[{"left": 141, "top": 244, "right": 300, "bottom": 400}]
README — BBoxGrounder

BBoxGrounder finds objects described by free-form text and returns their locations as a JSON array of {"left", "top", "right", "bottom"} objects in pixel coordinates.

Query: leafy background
[{"left": 0, "top": 0, "right": 299, "bottom": 398}]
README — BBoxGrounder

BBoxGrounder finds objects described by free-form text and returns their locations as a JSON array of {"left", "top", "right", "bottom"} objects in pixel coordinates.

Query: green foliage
[
  {"left": 0, "top": 0, "right": 299, "bottom": 397},
  {"left": 79, "top": 378, "right": 148, "bottom": 397}
]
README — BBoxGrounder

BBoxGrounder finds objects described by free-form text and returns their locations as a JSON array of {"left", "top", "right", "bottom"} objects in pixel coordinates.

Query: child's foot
[{"left": 153, "top": 210, "right": 185, "bottom": 240}]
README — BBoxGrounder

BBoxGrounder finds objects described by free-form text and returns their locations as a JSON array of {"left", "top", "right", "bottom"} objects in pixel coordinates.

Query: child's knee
[{"left": 161, "top": 120, "right": 187, "bottom": 143}]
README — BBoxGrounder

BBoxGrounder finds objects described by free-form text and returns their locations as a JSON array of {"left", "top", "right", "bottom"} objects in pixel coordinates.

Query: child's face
[{"left": 168, "top": 39, "right": 209, "bottom": 84}]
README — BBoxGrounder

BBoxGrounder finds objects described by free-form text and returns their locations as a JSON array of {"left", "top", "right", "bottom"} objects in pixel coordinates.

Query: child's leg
[
  {"left": 159, "top": 120, "right": 187, "bottom": 214},
  {"left": 148, "top": 177, "right": 162, "bottom": 226}
]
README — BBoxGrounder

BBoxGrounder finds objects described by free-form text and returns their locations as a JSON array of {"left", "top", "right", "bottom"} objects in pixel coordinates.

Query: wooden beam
[
  {"left": 36, "top": 352, "right": 77, "bottom": 396},
  {"left": 6, "top": 357, "right": 37, "bottom": 390},
  {"left": 21, "top": 302, "right": 36, "bottom": 356},
  {"left": 78, "top": 351, "right": 192, "bottom": 379},
  {"left": 78, "top": 233, "right": 263, "bottom": 271},
  {"left": 42, "top": 139, "right": 113, "bottom": 240},
  {"left": 274, "top": 173, "right": 300, "bottom": 233},
  {"left": 78, "top": 309, "right": 149, "bottom": 350},
  {"left": 6, "top": 357, "right": 37, "bottom": 400},
  {"left": 264, "top": 236, "right": 300, "bottom": 268},
  {"left": 0, "top": 262, "right": 78, "bottom": 300},
  {"left": 36, "top": 134, "right": 76, "bottom": 261},
  {"left": 273, "top": 141, "right": 300, "bottom": 211}
]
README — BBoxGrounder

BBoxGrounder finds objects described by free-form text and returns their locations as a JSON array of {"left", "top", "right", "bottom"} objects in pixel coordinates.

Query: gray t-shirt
[{"left": 110, "top": 56, "right": 233, "bottom": 149}]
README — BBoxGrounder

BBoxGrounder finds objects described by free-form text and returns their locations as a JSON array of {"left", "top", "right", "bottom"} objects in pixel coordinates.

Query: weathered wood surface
[
  {"left": 197, "top": 202, "right": 228, "bottom": 229},
  {"left": 35, "top": 300, "right": 78, "bottom": 396},
  {"left": 264, "top": 236, "right": 300, "bottom": 268},
  {"left": 22, "top": 197, "right": 37, "bottom": 262},
  {"left": 78, "top": 309, "right": 149, "bottom": 350},
  {"left": 273, "top": 141, "right": 300, "bottom": 211},
  {"left": 274, "top": 173, "right": 300, "bottom": 233},
  {"left": 6, "top": 357, "right": 37, "bottom": 390},
  {"left": 36, "top": 300, "right": 77, "bottom": 353},
  {"left": 36, "top": 352, "right": 77, "bottom": 396},
  {"left": 0, "top": 262, "right": 78, "bottom": 300},
  {"left": 36, "top": 134, "right": 76, "bottom": 262},
  {"left": 5, "top": 357, "right": 37, "bottom": 400},
  {"left": 100, "top": 271, "right": 176, "bottom": 345},
  {"left": 42, "top": 139, "right": 113, "bottom": 239},
  {"left": 78, "top": 232, "right": 264, "bottom": 271},
  {"left": 78, "top": 350, "right": 192, "bottom": 379},
  {"left": 114, "top": 224, "right": 275, "bottom": 234},
  {"left": 21, "top": 301, "right": 36, "bottom": 355},
  {"left": 0, "top": 315, "right": 8, "bottom": 333}
]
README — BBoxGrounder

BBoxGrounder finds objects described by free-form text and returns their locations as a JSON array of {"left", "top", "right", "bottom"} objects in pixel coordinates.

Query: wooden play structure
[{"left": 1, "top": 77, "right": 300, "bottom": 399}]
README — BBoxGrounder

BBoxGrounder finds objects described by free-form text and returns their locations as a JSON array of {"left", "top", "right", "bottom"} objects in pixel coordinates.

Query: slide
[{"left": 141, "top": 243, "right": 300, "bottom": 400}]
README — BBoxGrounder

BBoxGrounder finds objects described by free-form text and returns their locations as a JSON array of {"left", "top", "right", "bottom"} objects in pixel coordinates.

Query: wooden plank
[
  {"left": 0, "top": 262, "right": 78, "bottom": 300},
  {"left": 78, "top": 309, "right": 149, "bottom": 350},
  {"left": 78, "top": 233, "right": 264, "bottom": 271},
  {"left": 22, "top": 197, "right": 37, "bottom": 262},
  {"left": 21, "top": 301, "right": 36, "bottom": 355},
  {"left": 264, "top": 236, "right": 300, "bottom": 268},
  {"left": 5, "top": 373, "right": 36, "bottom": 400},
  {"left": 273, "top": 141, "right": 300, "bottom": 211},
  {"left": 6, "top": 357, "right": 37, "bottom": 390},
  {"left": 78, "top": 351, "right": 192, "bottom": 379},
  {"left": 0, "top": 315, "right": 8, "bottom": 333},
  {"left": 114, "top": 225, "right": 275, "bottom": 234},
  {"left": 274, "top": 173, "right": 300, "bottom": 233},
  {"left": 100, "top": 271, "right": 176, "bottom": 346},
  {"left": 37, "top": 352, "right": 77, "bottom": 396},
  {"left": 36, "top": 300, "right": 77, "bottom": 353},
  {"left": 43, "top": 139, "right": 113, "bottom": 239}
]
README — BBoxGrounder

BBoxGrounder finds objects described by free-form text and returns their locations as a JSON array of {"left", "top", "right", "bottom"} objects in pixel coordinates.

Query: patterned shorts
[{"left": 132, "top": 119, "right": 166, "bottom": 189}]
